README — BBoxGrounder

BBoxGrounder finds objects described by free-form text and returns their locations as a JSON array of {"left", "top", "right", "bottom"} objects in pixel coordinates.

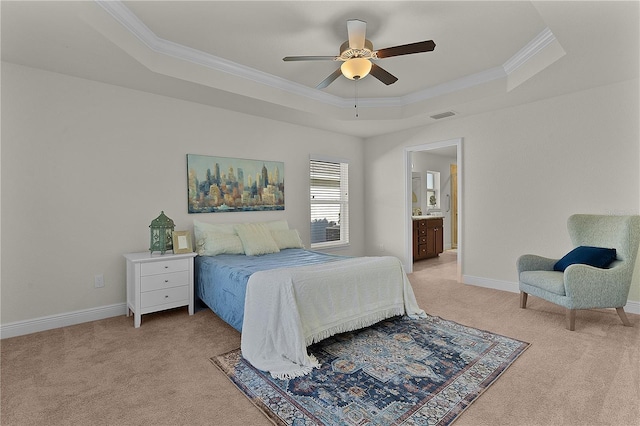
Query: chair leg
[
  {"left": 566, "top": 309, "right": 576, "bottom": 331},
  {"left": 616, "top": 307, "right": 633, "bottom": 327},
  {"left": 520, "top": 292, "right": 528, "bottom": 309}
]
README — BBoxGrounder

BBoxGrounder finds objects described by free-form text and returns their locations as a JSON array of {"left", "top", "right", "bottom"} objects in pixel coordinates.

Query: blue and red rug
[{"left": 212, "top": 315, "right": 529, "bottom": 425}]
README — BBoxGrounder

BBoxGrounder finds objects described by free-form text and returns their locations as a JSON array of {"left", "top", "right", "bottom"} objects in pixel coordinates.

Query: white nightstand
[{"left": 123, "top": 251, "right": 197, "bottom": 328}]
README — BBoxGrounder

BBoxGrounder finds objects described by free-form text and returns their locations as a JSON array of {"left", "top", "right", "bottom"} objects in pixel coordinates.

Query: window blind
[{"left": 310, "top": 158, "right": 349, "bottom": 248}]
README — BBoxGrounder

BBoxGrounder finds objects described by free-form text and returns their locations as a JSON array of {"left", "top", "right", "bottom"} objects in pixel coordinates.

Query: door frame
[
  {"left": 404, "top": 138, "right": 463, "bottom": 281},
  {"left": 450, "top": 163, "right": 458, "bottom": 249}
]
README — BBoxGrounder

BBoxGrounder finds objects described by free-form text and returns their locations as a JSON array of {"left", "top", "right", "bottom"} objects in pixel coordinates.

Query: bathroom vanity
[{"left": 412, "top": 216, "right": 444, "bottom": 261}]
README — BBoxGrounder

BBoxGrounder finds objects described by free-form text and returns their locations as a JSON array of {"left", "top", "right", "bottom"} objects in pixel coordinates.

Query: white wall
[
  {"left": 2, "top": 61, "right": 639, "bottom": 331},
  {"left": 0, "top": 62, "right": 364, "bottom": 326},
  {"left": 364, "top": 78, "right": 640, "bottom": 304}
]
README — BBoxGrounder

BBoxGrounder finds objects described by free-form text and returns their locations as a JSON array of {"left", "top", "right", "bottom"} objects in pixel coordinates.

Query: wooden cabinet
[
  {"left": 124, "top": 251, "right": 197, "bottom": 328},
  {"left": 413, "top": 219, "right": 428, "bottom": 260},
  {"left": 412, "top": 218, "right": 443, "bottom": 261}
]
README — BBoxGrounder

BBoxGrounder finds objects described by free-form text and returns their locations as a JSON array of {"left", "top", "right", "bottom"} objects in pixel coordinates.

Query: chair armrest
[
  {"left": 517, "top": 254, "right": 558, "bottom": 274},
  {"left": 564, "top": 264, "right": 629, "bottom": 307}
]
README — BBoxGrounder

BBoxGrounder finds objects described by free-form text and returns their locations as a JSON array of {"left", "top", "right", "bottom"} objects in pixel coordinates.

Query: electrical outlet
[
  {"left": 94, "top": 274, "right": 104, "bottom": 288},
  {"left": 378, "top": 243, "right": 385, "bottom": 252}
]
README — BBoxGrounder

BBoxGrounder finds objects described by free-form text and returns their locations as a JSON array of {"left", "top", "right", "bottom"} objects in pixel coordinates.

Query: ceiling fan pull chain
[{"left": 355, "top": 79, "right": 359, "bottom": 118}]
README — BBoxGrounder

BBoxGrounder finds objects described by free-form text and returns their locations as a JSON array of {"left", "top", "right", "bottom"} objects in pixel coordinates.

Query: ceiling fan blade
[
  {"left": 283, "top": 56, "right": 338, "bottom": 62},
  {"left": 375, "top": 40, "right": 436, "bottom": 59},
  {"left": 369, "top": 63, "right": 398, "bottom": 85},
  {"left": 316, "top": 68, "right": 343, "bottom": 89},
  {"left": 347, "top": 19, "right": 367, "bottom": 50}
]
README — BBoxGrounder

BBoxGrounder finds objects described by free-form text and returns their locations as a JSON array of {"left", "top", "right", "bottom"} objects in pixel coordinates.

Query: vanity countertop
[{"left": 412, "top": 215, "right": 443, "bottom": 220}]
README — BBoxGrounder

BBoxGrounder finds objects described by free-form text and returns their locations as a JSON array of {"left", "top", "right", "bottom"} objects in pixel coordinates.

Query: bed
[{"left": 193, "top": 220, "right": 425, "bottom": 378}]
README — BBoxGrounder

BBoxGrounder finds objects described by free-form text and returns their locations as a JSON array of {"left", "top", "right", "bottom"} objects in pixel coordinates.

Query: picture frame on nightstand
[{"left": 172, "top": 230, "right": 193, "bottom": 254}]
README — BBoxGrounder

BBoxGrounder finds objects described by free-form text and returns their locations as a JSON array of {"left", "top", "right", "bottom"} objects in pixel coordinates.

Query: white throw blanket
[{"left": 241, "top": 256, "right": 426, "bottom": 379}]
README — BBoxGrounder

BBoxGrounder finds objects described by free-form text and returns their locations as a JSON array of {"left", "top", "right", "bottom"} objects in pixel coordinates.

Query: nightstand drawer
[
  {"left": 140, "top": 259, "right": 189, "bottom": 276},
  {"left": 141, "top": 285, "right": 189, "bottom": 309},
  {"left": 141, "top": 271, "right": 189, "bottom": 292}
]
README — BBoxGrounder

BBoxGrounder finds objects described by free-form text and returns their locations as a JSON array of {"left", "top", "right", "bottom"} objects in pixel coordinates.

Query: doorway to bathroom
[{"left": 404, "top": 138, "right": 462, "bottom": 280}]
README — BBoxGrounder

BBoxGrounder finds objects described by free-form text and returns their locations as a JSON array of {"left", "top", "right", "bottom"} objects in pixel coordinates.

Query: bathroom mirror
[{"left": 412, "top": 172, "right": 422, "bottom": 215}]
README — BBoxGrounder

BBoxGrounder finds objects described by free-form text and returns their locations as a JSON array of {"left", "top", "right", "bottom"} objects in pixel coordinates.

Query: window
[
  {"left": 426, "top": 171, "right": 440, "bottom": 210},
  {"left": 426, "top": 172, "right": 434, "bottom": 190},
  {"left": 310, "top": 157, "right": 349, "bottom": 248}
]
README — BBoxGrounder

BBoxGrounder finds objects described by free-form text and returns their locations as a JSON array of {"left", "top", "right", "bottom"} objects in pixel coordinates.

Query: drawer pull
[{"left": 140, "top": 259, "right": 189, "bottom": 276}]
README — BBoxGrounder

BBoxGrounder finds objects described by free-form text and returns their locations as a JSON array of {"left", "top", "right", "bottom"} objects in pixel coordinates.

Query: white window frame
[{"left": 309, "top": 155, "right": 349, "bottom": 249}]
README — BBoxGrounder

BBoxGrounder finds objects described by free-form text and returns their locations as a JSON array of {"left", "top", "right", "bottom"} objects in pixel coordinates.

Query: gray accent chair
[{"left": 518, "top": 214, "right": 640, "bottom": 331}]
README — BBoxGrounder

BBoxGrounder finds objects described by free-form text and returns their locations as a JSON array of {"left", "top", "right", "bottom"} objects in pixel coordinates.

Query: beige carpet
[{"left": 2, "top": 251, "right": 639, "bottom": 425}]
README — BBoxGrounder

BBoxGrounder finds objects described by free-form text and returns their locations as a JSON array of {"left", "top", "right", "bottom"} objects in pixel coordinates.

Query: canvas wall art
[{"left": 187, "top": 154, "right": 285, "bottom": 213}]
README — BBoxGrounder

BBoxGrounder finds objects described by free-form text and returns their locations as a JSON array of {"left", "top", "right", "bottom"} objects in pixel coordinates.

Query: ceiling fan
[{"left": 283, "top": 19, "right": 436, "bottom": 89}]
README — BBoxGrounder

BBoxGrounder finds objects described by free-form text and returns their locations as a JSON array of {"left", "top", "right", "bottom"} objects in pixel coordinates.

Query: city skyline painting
[{"left": 187, "top": 154, "right": 284, "bottom": 213}]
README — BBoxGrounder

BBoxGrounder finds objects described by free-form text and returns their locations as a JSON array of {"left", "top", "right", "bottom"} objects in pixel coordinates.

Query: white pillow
[
  {"left": 264, "top": 220, "right": 290, "bottom": 231},
  {"left": 235, "top": 222, "right": 280, "bottom": 256},
  {"left": 195, "top": 232, "right": 244, "bottom": 256},
  {"left": 271, "top": 229, "right": 304, "bottom": 249},
  {"left": 193, "top": 220, "right": 244, "bottom": 256},
  {"left": 193, "top": 219, "right": 236, "bottom": 239}
]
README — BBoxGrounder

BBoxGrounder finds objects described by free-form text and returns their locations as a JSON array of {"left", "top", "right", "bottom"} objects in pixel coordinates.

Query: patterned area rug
[{"left": 212, "top": 315, "right": 529, "bottom": 425}]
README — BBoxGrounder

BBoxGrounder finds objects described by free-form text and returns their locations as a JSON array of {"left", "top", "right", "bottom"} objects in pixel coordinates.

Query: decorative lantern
[{"left": 149, "top": 211, "right": 175, "bottom": 254}]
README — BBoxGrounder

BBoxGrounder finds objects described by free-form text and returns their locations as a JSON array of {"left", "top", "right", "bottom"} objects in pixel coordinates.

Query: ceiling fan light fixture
[
  {"left": 284, "top": 19, "right": 434, "bottom": 89},
  {"left": 341, "top": 58, "right": 372, "bottom": 80}
]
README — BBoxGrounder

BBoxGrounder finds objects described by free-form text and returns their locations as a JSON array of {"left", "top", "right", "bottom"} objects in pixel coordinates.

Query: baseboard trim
[
  {"left": 626, "top": 300, "right": 640, "bottom": 315},
  {"left": 0, "top": 303, "right": 127, "bottom": 339},
  {"left": 463, "top": 275, "right": 520, "bottom": 293},
  {"left": 462, "top": 275, "right": 640, "bottom": 315},
  {"left": 3, "top": 278, "right": 639, "bottom": 339}
]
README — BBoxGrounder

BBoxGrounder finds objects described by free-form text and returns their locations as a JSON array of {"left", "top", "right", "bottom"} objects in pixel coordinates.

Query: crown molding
[
  {"left": 96, "top": 1, "right": 556, "bottom": 110},
  {"left": 503, "top": 27, "right": 556, "bottom": 75},
  {"left": 96, "top": 0, "right": 345, "bottom": 106},
  {"left": 402, "top": 66, "right": 507, "bottom": 105}
]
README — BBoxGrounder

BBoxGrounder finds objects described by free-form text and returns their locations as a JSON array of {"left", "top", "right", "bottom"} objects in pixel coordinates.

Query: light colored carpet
[{"left": 2, "top": 251, "right": 639, "bottom": 425}]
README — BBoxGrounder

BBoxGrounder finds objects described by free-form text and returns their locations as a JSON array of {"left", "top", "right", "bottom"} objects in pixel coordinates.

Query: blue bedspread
[{"left": 195, "top": 249, "right": 347, "bottom": 332}]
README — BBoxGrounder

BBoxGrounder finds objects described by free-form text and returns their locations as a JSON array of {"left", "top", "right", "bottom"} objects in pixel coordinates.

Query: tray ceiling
[{"left": 2, "top": 1, "right": 638, "bottom": 137}]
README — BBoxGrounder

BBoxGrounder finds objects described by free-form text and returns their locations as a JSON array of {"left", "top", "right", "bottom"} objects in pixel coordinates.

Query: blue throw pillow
[{"left": 553, "top": 246, "right": 617, "bottom": 272}]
